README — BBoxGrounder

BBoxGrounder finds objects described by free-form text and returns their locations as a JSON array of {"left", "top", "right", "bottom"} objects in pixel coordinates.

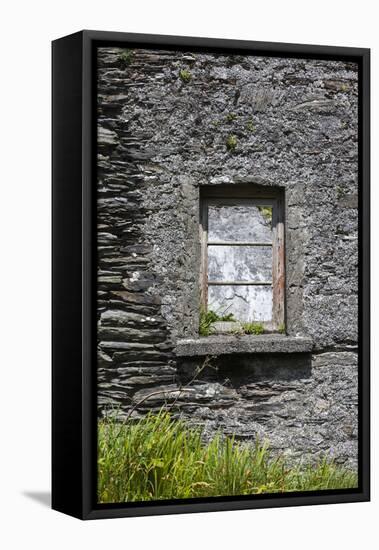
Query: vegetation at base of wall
[
  {"left": 278, "top": 323, "right": 286, "bottom": 334},
  {"left": 199, "top": 308, "right": 236, "bottom": 336},
  {"left": 226, "top": 134, "right": 238, "bottom": 151},
  {"left": 118, "top": 49, "right": 133, "bottom": 68},
  {"left": 241, "top": 321, "right": 265, "bottom": 335},
  {"left": 98, "top": 411, "right": 358, "bottom": 503},
  {"left": 179, "top": 68, "right": 192, "bottom": 83}
]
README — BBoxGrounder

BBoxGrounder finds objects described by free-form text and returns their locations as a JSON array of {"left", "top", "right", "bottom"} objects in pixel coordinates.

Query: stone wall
[{"left": 97, "top": 47, "right": 358, "bottom": 467}]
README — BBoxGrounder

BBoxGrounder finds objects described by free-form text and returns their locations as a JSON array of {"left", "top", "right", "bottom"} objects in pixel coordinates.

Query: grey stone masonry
[
  {"left": 175, "top": 335, "right": 313, "bottom": 356},
  {"left": 97, "top": 47, "right": 358, "bottom": 468}
]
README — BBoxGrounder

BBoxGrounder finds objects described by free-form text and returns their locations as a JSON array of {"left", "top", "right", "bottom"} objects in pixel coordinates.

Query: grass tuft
[
  {"left": 241, "top": 321, "right": 265, "bottom": 335},
  {"left": 98, "top": 411, "right": 358, "bottom": 503},
  {"left": 199, "top": 308, "right": 236, "bottom": 336}
]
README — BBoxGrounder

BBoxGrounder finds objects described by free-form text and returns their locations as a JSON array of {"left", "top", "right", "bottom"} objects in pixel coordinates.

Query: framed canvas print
[{"left": 52, "top": 30, "right": 370, "bottom": 519}]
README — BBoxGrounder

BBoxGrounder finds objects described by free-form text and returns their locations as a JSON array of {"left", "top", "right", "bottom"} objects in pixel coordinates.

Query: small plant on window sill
[
  {"left": 241, "top": 321, "right": 265, "bottom": 335},
  {"left": 200, "top": 309, "right": 285, "bottom": 338},
  {"left": 199, "top": 308, "right": 236, "bottom": 336}
]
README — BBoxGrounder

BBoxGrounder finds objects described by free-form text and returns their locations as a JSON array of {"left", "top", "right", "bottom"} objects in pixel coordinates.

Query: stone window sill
[{"left": 175, "top": 334, "right": 313, "bottom": 357}]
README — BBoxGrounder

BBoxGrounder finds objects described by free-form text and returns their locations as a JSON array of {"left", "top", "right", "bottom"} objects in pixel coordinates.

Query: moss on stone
[
  {"left": 225, "top": 112, "right": 237, "bottom": 122},
  {"left": 246, "top": 119, "right": 255, "bottom": 132},
  {"left": 258, "top": 206, "right": 273, "bottom": 223},
  {"left": 336, "top": 185, "right": 345, "bottom": 199},
  {"left": 118, "top": 49, "right": 133, "bottom": 68},
  {"left": 226, "top": 134, "right": 237, "bottom": 151},
  {"left": 179, "top": 69, "right": 192, "bottom": 83}
]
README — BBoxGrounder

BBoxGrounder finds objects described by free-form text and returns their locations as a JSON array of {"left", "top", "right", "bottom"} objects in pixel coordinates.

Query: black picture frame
[{"left": 52, "top": 30, "right": 370, "bottom": 520}]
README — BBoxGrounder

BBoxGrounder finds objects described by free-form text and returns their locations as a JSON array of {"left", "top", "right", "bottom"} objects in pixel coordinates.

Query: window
[{"left": 200, "top": 186, "right": 285, "bottom": 331}]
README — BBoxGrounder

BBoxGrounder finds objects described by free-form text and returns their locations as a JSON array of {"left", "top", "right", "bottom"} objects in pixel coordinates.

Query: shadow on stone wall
[{"left": 177, "top": 353, "right": 312, "bottom": 390}]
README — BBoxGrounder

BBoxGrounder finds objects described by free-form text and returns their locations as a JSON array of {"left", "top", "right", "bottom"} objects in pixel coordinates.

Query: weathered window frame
[{"left": 200, "top": 186, "right": 285, "bottom": 331}]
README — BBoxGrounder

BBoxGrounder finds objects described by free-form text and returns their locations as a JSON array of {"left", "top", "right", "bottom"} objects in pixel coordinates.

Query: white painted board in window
[
  {"left": 208, "top": 245, "right": 272, "bottom": 282},
  {"left": 208, "top": 285, "right": 273, "bottom": 322},
  {"left": 208, "top": 205, "right": 272, "bottom": 243}
]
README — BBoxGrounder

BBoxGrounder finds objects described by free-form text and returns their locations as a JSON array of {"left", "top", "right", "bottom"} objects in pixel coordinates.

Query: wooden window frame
[{"left": 199, "top": 186, "right": 285, "bottom": 331}]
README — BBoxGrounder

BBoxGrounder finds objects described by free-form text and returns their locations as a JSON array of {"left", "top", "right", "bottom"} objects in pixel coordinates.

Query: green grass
[
  {"left": 241, "top": 321, "right": 265, "bottom": 335},
  {"left": 98, "top": 411, "right": 358, "bottom": 503},
  {"left": 199, "top": 308, "right": 235, "bottom": 336}
]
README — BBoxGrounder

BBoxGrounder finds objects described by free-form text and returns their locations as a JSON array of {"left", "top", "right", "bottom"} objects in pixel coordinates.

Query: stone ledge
[{"left": 175, "top": 334, "right": 313, "bottom": 357}]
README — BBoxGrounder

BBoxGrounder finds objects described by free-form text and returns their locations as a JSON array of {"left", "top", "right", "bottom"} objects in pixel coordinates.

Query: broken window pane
[
  {"left": 208, "top": 245, "right": 272, "bottom": 282},
  {"left": 208, "top": 284, "right": 273, "bottom": 322},
  {"left": 208, "top": 205, "right": 272, "bottom": 243}
]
